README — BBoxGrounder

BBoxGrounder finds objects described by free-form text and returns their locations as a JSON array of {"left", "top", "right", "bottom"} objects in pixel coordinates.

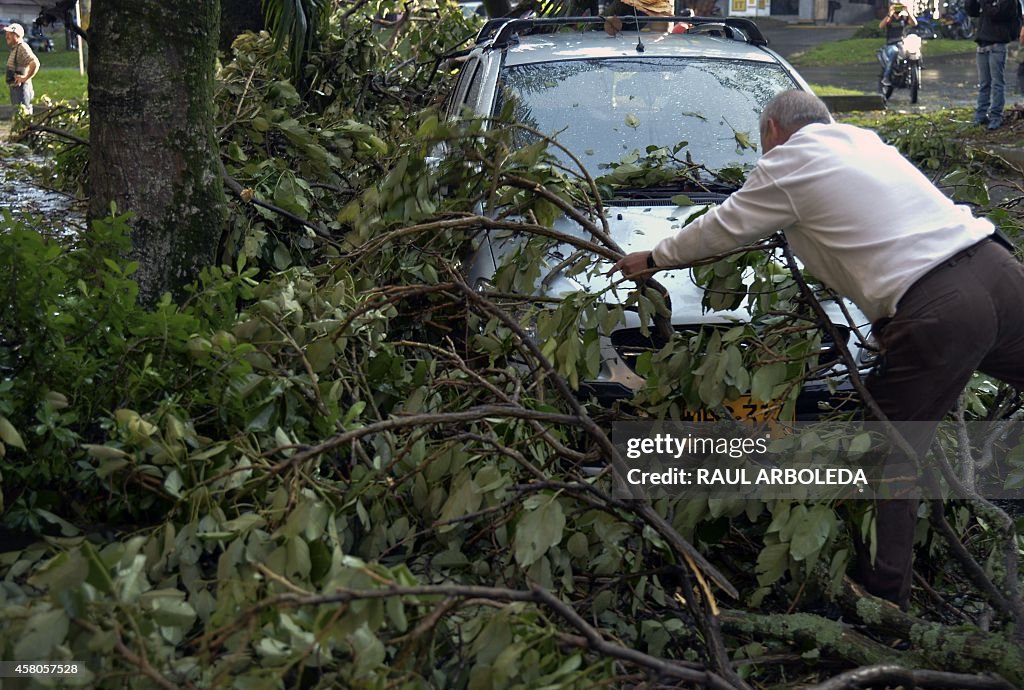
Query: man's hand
[{"left": 609, "top": 251, "right": 656, "bottom": 280}]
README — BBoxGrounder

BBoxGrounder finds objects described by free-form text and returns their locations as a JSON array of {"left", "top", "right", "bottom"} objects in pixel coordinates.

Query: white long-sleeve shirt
[{"left": 651, "top": 123, "right": 994, "bottom": 322}]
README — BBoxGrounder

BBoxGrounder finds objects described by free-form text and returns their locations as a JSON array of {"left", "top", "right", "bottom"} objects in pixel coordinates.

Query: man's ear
[{"left": 762, "top": 117, "right": 781, "bottom": 150}]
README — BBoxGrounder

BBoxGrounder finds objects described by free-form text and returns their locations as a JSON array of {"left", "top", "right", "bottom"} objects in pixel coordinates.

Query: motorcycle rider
[{"left": 880, "top": 3, "right": 918, "bottom": 88}]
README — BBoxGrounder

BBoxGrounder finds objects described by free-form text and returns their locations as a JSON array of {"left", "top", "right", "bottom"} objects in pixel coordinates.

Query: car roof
[{"left": 499, "top": 30, "right": 781, "bottom": 67}]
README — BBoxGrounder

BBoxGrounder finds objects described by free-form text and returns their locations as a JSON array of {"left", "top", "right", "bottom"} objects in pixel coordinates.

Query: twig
[
  {"left": 219, "top": 159, "right": 329, "bottom": 237},
  {"left": 454, "top": 278, "right": 750, "bottom": 690},
  {"left": 203, "top": 582, "right": 735, "bottom": 686},
  {"left": 805, "top": 663, "right": 1015, "bottom": 690},
  {"left": 24, "top": 123, "right": 89, "bottom": 146},
  {"left": 75, "top": 619, "right": 184, "bottom": 690}
]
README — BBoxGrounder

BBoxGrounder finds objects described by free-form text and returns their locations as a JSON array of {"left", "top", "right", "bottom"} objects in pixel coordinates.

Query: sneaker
[
  {"left": 987, "top": 118, "right": 1002, "bottom": 130},
  {"left": 974, "top": 116, "right": 989, "bottom": 126}
]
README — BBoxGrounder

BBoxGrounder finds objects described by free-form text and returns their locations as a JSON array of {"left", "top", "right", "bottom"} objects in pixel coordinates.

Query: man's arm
[
  {"left": 13, "top": 46, "right": 40, "bottom": 85},
  {"left": 610, "top": 163, "right": 799, "bottom": 279}
]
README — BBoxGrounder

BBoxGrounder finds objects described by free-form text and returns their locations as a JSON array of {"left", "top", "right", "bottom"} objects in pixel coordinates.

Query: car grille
[{"left": 610, "top": 324, "right": 851, "bottom": 374}]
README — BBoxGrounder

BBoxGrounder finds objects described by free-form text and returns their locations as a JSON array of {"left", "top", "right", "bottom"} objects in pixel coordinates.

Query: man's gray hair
[{"left": 760, "top": 90, "right": 832, "bottom": 136}]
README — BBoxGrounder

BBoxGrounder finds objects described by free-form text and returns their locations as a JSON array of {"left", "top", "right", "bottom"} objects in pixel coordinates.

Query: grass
[
  {"left": 2, "top": 34, "right": 88, "bottom": 104},
  {"left": 791, "top": 37, "right": 976, "bottom": 67},
  {"left": 809, "top": 84, "right": 867, "bottom": 96}
]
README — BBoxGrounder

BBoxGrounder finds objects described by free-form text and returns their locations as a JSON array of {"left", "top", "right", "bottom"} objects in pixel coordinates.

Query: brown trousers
[{"left": 857, "top": 238, "right": 1024, "bottom": 607}]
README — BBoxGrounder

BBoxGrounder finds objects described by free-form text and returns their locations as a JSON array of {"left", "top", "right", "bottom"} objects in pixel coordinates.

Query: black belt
[
  {"left": 938, "top": 236, "right": 991, "bottom": 269},
  {"left": 876, "top": 237, "right": 992, "bottom": 331}
]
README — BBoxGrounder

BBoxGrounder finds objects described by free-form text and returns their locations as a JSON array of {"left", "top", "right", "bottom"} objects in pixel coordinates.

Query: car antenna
[{"left": 633, "top": 5, "right": 645, "bottom": 52}]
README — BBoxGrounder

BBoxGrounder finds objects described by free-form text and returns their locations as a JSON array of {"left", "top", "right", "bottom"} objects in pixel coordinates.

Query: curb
[{"left": 821, "top": 94, "right": 886, "bottom": 111}]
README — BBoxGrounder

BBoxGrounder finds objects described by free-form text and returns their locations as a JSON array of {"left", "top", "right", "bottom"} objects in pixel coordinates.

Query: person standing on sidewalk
[
  {"left": 879, "top": 3, "right": 916, "bottom": 88},
  {"left": 966, "top": 0, "right": 1023, "bottom": 129},
  {"left": 610, "top": 90, "right": 1024, "bottom": 610},
  {"left": 828, "top": 0, "right": 842, "bottom": 23},
  {"left": 4, "top": 23, "right": 40, "bottom": 115}
]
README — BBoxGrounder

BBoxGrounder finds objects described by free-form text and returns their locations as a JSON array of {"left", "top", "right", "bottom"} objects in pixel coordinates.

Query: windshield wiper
[{"left": 608, "top": 184, "right": 734, "bottom": 202}]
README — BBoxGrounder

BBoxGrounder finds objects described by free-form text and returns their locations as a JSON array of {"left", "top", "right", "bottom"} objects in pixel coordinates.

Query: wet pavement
[
  {"left": 760, "top": 22, "right": 984, "bottom": 112},
  {"left": 0, "top": 139, "right": 85, "bottom": 238}
]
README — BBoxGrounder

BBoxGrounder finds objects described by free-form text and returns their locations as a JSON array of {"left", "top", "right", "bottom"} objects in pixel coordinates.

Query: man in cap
[{"left": 5, "top": 23, "right": 41, "bottom": 114}]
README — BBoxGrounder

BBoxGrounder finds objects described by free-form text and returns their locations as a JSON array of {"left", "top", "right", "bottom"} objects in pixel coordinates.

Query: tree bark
[
  {"left": 88, "top": 0, "right": 226, "bottom": 306},
  {"left": 720, "top": 600, "right": 1024, "bottom": 688}
]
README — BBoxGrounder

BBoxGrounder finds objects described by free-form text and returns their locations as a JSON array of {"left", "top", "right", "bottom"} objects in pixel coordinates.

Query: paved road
[{"left": 760, "top": 22, "right": 981, "bottom": 112}]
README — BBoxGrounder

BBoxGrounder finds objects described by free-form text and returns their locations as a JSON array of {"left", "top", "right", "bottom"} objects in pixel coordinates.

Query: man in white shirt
[{"left": 611, "top": 89, "right": 1024, "bottom": 609}]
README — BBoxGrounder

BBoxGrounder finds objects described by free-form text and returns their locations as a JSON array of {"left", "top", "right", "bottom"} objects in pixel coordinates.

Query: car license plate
[{"left": 680, "top": 396, "right": 780, "bottom": 422}]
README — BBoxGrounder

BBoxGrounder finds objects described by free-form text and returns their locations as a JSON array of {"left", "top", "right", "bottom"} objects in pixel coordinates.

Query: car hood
[
  {"left": 470, "top": 199, "right": 868, "bottom": 331},
  {"left": 547, "top": 201, "right": 750, "bottom": 326}
]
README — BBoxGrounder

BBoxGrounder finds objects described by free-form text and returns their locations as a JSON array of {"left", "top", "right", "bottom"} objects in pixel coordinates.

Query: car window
[
  {"left": 493, "top": 57, "right": 797, "bottom": 175},
  {"left": 446, "top": 58, "right": 483, "bottom": 119}
]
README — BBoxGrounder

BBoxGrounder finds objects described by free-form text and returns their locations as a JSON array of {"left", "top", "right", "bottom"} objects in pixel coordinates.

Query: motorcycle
[
  {"left": 878, "top": 33, "right": 923, "bottom": 104},
  {"left": 939, "top": 0, "right": 973, "bottom": 39},
  {"left": 913, "top": 10, "right": 940, "bottom": 39}
]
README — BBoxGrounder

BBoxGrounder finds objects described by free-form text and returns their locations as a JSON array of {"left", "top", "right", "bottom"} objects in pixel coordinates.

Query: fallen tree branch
[
  {"left": 203, "top": 582, "right": 741, "bottom": 687},
  {"left": 805, "top": 663, "right": 1016, "bottom": 690},
  {"left": 24, "top": 124, "right": 89, "bottom": 146},
  {"left": 927, "top": 499, "right": 1014, "bottom": 617},
  {"left": 220, "top": 159, "right": 330, "bottom": 238},
  {"left": 928, "top": 441, "right": 1024, "bottom": 637},
  {"left": 835, "top": 579, "right": 1024, "bottom": 686},
  {"left": 75, "top": 619, "right": 185, "bottom": 690},
  {"left": 719, "top": 608, "right": 923, "bottom": 670},
  {"left": 454, "top": 277, "right": 751, "bottom": 690}
]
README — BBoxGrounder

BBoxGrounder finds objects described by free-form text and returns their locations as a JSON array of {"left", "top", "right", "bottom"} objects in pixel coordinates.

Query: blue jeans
[
  {"left": 881, "top": 43, "right": 900, "bottom": 83},
  {"left": 8, "top": 82, "right": 33, "bottom": 114},
  {"left": 975, "top": 43, "right": 1007, "bottom": 124}
]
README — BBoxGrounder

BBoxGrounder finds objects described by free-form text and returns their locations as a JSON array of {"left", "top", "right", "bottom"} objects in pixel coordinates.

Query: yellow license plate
[{"left": 680, "top": 396, "right": 780, "bottom": 423}]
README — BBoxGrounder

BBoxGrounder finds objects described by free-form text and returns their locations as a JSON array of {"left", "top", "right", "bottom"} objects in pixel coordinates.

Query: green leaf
[
  {"left": 13, "top": 608, "right": 69, "bottom": 659},
  {"left": 144, "top": 591, "right": 198, "bottom": 629},
  {"left": 514, "top": 495, "right": 565, "bottom": 568},
  {"left": 848, "top": 431, "right": 873, "bottom": 457},
  {"left": 755, "top": 542, "right": 790, "bottom": 586},
  {"left": 751, "top": 362, "right": 787, "bottom": 403},
  {"left": 306, "top": 340, "right": 335, "bottom": 373},
  {"left": 0, "top": 416, "right": 25, "bottom": 450},
  {"left": 734, "top": 130, "right": 756, "bottom": 152},
  {"left": 437, "top": 474, "right": 482, "bottom": 533},
  {"left": 789, "top": 506, "right": 834, "bottom": 562}
]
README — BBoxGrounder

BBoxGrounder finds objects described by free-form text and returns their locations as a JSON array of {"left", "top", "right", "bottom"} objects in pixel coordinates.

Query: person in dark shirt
[
  {"left": 879, "top": 3, "right": 917, "bottom": 87},
  {"left": 966, "top": 0, "right": 1024, "bottom": 129},
  {"left": 827, "top": 0, "right": 842, "bottom": 23}
]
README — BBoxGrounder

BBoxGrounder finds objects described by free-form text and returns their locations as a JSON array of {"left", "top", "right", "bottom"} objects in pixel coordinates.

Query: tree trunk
[{"left": 87, "top": 0, "right": 226, "bottom": 306}]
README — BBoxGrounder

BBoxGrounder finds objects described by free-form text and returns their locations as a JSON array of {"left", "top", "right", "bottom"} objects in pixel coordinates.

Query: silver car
[{"left": 444, "top": 16, "right": 872, "bottom": 418}]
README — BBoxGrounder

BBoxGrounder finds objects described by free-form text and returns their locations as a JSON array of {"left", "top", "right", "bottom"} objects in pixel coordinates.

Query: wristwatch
[{"left": 646, "top": 254, "right": 658, "bottom": 270}]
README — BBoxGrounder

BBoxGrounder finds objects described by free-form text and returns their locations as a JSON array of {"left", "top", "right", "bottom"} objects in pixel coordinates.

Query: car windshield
[{"left": 494, "top": 57, "right": 797, "bottom": 176}]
